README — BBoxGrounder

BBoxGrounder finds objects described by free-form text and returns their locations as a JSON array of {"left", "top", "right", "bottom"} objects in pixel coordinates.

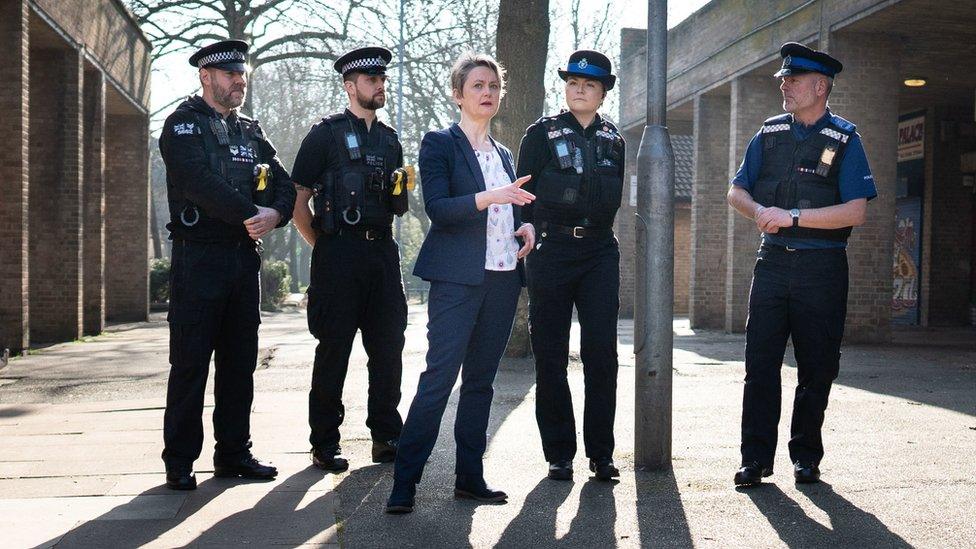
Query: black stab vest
[
  {"left": 532, "top": 115, "right": 624, "bottom": 228},
  {"left": 168, "top": 112, "right": 262, "bottom": 241},
  {"left": 752, "top": 114, "right": 855, "bottom": 242},
  {"left": 312, "top": 113, "right": 401, "bottom": 232}
]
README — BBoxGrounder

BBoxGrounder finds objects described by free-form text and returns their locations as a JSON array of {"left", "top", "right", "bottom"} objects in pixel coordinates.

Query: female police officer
[{"left": 517, "top": 50, "right": 625, "bottom": 482}]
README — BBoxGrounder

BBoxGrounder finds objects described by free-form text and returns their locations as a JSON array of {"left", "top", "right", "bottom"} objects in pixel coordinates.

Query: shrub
[
  {"left": 261, "top": 260, "right": 292, "bottom": 311},
  {"left": 149, "top": 258, "right": 171, "bottom": 303}
]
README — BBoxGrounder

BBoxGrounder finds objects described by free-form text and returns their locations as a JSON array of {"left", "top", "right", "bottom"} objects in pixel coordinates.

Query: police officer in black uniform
[
  {"left": 291, "top": 47, "right": 409, "bottom": 472},
  {"left": 517, "top": 50, "right": 625, "bottom": 482},
  {"left": 728, "top": 43, "right": 877, "bottom": 487},
  {"left": 159, "top": 40, "right": 296, "bottom": 490}
]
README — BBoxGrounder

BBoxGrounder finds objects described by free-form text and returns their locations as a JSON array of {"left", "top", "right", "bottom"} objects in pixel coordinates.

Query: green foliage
[
  {"left": 261, "top": 259, "right": 292, "bottom": 311},
  {"left": 150, "top": 258, "right": 171, "bottom": 303}
]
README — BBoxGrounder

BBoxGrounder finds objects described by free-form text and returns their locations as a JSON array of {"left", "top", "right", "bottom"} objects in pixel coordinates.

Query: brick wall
[
  {"left": 105, "top": 114, "right": 149, "bottom": 322},
  {"left": 28, "top": 47, "right": 84, "bottom": 343},
  {"left": 725, "top": 74, "right": 780, "bottom": 332},
  {"left": 32, "top": 0, "right": 150, "bottom": 109},
  {"left": 674, "top": 204, "right": 691, "bottom": 316},
  {"left": 690, "top": 92, "right": 730, "bottom": 328},
  {"left": 616, "top": 127, "right": 692, "bottom": 318},
  {"left": 829, "top": 32, "right": 901, "bottom": 342},
  {"left": 0, "top": 0, "right": 29, "bottom": 352},
  {"left": 83, "top": 69, "right": 106, "bottom": 335}
]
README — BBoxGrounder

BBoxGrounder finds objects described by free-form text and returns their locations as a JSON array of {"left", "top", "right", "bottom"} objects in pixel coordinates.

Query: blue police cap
[
  {"left": 188, "top": 40, "right": 249, "bottom": 72},
  {"left": 558, "top": 50, "right": 616, "bottom": 90},
  {"left": 774, "top": 42, "right": 843, "bottom": 78},
  {"left": 333, "top": 47, "right": 393, "bottom": 77}
]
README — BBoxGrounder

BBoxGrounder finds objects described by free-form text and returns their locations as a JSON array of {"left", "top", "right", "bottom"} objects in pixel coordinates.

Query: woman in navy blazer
[{"left": 386, "top": 52, "right": 536, "bottom": 514}]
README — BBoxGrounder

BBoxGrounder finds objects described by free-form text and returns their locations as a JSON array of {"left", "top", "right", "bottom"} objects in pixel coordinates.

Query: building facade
[
  {"left": 0, "top": 0, "right": 152, "bottom": 352},
  {"left": 617, "top": 0, "right": 976, "bottom": 342}
]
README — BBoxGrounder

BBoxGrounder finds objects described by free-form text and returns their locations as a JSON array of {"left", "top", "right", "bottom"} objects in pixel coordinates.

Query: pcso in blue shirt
[{"left": 727, "top": 42, "right": 878, "bottom": 488}]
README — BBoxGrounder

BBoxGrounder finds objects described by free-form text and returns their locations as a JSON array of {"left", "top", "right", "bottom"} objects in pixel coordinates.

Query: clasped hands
[
  {"left": 244, "top": 206, "right": 282, "bottom": 240},
  {"left": 753, "top": 205, "right": 792, "bottom": 234}
]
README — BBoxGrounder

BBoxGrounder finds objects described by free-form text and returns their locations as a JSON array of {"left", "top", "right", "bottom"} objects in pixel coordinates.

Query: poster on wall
[{"left": 892, "top": 197, "right": 922, "bottom": 325}]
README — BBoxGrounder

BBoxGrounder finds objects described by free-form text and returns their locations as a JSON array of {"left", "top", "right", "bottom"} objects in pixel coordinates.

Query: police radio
[
  {"left": 553, "top": 138, "right": 573, "bottom": 170},
  {"left": 344, "top": 130, "right": 361, "bottom": 160}
]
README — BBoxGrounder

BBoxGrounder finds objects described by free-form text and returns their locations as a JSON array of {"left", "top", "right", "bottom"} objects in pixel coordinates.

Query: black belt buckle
[{"left": 572, "top": 226, "right": 584, "bottom": 239}]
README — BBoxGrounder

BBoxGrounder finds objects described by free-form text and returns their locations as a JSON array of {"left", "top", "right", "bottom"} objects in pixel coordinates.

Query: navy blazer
[{"left": 413, "top": 123, "right": 526, "bottom": 286}]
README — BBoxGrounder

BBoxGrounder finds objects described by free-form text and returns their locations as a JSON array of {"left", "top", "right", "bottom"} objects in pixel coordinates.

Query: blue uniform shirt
[{"left": 731, "top": 109, "right": 877, "bottom": 249}]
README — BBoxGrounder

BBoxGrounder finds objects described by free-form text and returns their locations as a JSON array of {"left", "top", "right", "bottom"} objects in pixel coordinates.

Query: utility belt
[
  {"left": 172, "top": 235, "right": 257, "bottom": 249},
  {"left": 331, "top": 226, "right": 393, "bottom": 241},
  {"left": 538, "top": 221, "right": 613, "bottom": 240},
  {"left": 760, "top": 243, "right": 846, "bottom": 254}
]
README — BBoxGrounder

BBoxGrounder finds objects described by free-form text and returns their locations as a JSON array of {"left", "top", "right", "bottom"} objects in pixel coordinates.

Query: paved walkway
[{"left": 1, "top": 306, "right": 974, "bottom": 547}]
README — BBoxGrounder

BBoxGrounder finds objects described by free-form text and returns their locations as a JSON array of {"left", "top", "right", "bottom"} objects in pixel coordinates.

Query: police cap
[
  {"left": 557, "top": 50, "right": 616, "bottom": 90},
  {"left": 774, "top": 42, "right": 843, "bottom": 78},
  {"left": 188, "top": 40, "right": 250, "bottom": 72},
  {"left": 333, "top": 47, "right": 393, "bottom": 77}
]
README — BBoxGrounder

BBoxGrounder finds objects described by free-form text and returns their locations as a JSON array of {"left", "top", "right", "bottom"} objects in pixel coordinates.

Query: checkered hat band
[
  {"left": 198, "top": 50, "right": 246, "bottom": 68},
  {"left": 762, "top": 124, "right": 791, "bottom": 133},
  {"left": 342, "top": 57, "right": 387, "bottom": 73},
  {"left": 820, "top": 128, "right": 850, "bottom": 143}
]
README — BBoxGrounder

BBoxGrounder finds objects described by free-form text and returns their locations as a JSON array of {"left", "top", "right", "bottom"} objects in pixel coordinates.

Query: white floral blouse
[{"left": 475, "top": 148, "right": 519, "bottom": 271}]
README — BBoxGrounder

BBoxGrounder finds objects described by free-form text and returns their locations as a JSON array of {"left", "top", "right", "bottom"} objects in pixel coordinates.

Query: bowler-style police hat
[
  {"left": 558, "top": 50, "right": 616, "bottom": 90},
  {"left": 188, "top": 40, "right": 250, "bottom": 72},
  {"left": 333, "top": 47, "right": 393, "bottom": 77},
  {"left": 774, "top": 42, "right": 843, "bottom": 78}
]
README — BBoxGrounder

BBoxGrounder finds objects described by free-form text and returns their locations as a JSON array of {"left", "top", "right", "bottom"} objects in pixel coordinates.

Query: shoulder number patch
[{"left": 173, "top": 122, "right": 196, "bottom": 136}]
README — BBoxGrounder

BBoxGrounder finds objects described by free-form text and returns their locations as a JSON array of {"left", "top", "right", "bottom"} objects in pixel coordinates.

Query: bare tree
[
  {"left": 494, "top": 0, "right": 550, "bottom": 358},
  {"left": 129, "top": 0, "right": 364, "bottom": 113}
]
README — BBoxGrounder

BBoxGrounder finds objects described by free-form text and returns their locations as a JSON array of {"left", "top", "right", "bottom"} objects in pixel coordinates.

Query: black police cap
[
  {"left": 774, "top": 42, "right": 843, "bottom": 78},
  {"left": 333, "top": 47, "right": 393, "bottom": 77},
  {"left": 558, "top": 49, "right": 616, "bottom": 90},
  {"left": 188, "top": 40, "right": 250, "bottom": 72}
]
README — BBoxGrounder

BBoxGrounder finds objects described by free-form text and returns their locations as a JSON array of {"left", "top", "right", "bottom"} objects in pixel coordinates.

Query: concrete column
[
  {"left": 829, "top": 32, "right": 901, "bottom": 342},
  {"left": 28, "top": 47, "right": 84, "bottom": 343},
  {"left": 83, "top": 69, "right": 106, "bottom": 335},
  {"left": 105, "top": 114, "right": 150, "bottom": 322},
  {"left": 689, "top": 92, "right": 730, "bottom": 329},
  {"left": 725, "top": 74, "right": 782, "bottom": 332},
  {"left": 0, "top": 0, "right": 29, "bottom": 352}
]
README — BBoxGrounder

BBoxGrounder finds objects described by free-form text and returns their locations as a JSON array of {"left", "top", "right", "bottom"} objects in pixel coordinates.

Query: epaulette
[
  {"left": 763, "top": 113, "right": 792, "bottom": 125},
  {"left": 373, "top": 118, "right": 398, "bottom": 135},
  {"left": 828, "top": 113, "right": 856, "bottom": 133},
  {"left": 321, "top": 112, "right": 347, "bottom": 125}
]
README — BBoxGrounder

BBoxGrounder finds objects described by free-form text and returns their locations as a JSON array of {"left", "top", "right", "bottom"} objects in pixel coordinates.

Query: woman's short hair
[{"left": 450, "top": 52, "right": 506, "bottom": 103}]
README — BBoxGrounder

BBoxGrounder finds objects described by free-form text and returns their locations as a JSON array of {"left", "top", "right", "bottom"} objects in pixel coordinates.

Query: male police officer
[
  {"left": 159, "top": 40, "right": 296, "bottom": 490},
  {"left": 291, "top": 47, "right": 408, "bottom": 472},
  {"left": 728, "top": 43, "right": 877, "bottom": 487}
]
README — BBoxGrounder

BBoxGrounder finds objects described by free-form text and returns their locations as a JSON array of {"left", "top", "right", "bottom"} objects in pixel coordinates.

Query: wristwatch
[{"left": 790, "top": 208, "right": 801, "bottom": 228}]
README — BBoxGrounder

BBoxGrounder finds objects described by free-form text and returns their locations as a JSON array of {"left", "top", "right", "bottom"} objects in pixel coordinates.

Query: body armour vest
[
  {"left": 752, "top": 113, "right": 856, "bottom": 242},
  {"left": 532, "top": 115, "right": 624, "bottom": 228},
  {"left": 312, "top": 113, "right": 402, "bottom": 233},
  {"left": 168, "top": 112, "right": 264, "bottom": 241}
]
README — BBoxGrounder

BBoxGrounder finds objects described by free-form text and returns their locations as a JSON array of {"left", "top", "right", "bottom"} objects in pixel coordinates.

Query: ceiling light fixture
[{"left": 904, "top": 78, "right": 927, "bottom": 87}]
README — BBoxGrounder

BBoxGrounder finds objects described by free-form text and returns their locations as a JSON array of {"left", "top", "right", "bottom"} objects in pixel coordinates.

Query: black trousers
[
  {"left": 163, "top": 239, "right": 261, "bottom": 468},
  {"left": 306, "top": 232, "right": 406, "bottom": 452},
  {"left": 741, "top": 244, "right": 849, "bottom": 467},
  {"left": 527, "top": 233, "right": 620, "bottom": 462}
]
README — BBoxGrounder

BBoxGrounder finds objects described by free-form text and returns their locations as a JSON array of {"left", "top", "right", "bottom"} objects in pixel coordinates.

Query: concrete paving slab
[{"left": 0, "top": 310, "right": 973, "bottom": 548}]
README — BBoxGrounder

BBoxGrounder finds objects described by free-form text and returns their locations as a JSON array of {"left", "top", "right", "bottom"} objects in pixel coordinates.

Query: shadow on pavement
[
  {"left": 335, "top": 357, "right": 537, "bottom": 548},
  {"left": 673, "top": 328, "right": 976, "bottom": 418},
  {"left": 634, "top": 469, "right": 694, "bottom": 547},
  {"left": 40, "top": 476, "right": 234, "bottom": 548},
  {"left": 493, "top": 478, "right": 574, "bottom": 547},
  {"left": 743, "top": 482, "right": 912, "bottom": 548}
]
